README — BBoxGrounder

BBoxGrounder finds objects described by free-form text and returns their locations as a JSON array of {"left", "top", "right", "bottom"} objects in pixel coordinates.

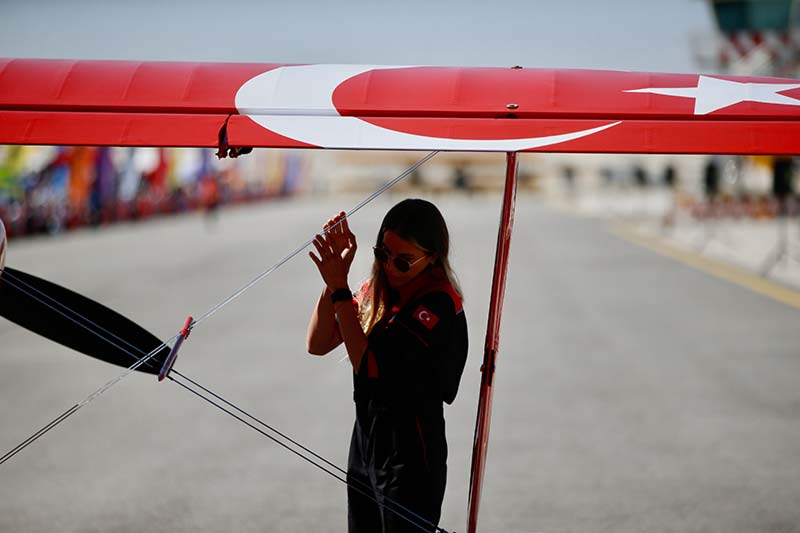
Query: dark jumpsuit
[{"left": 347, "top": 269, "right": 468, "bottom": 533}]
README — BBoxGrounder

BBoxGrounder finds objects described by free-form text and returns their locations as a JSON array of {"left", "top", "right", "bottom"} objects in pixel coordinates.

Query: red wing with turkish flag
[{"left": 1, "top": 59, "right": 799, "bottom": 154}]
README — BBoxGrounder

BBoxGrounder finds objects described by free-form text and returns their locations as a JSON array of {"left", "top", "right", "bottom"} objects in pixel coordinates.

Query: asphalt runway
[{"left": 1, "top": 193, "right": 799, "bottom": 533}]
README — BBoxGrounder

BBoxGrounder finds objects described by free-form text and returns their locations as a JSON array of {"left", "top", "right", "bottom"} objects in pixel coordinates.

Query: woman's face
[{"left": 379, "top": 230, "right": 435, "bottom": 288}]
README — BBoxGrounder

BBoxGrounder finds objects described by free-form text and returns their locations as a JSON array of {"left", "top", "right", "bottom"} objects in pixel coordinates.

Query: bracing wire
[
  {"left": 191, "top": 151, "right": 438, "bottom": 329},
  {"left": 0, "top": 266, "right": 446, "bottom": 530},
  {"left": 1, "top": 151, "right": 448, "bottom": 531},
  {"left": 170, "top": 370, "right": 448, "bottom": 532},
  {"left": 169, "top": 373, "right": 450, "bottom": 533},
  {"left": 0, "top": 265, "right": 446, "bottom": 529},
  {"left": 1, "top": 150, "right": 438, "bottom": 463},
  {"left": 0, "top": 329, "right": 177, "bottom": 466},
  {"left": 0, "top": 272, "right": 445, "bottom": 532},
  {"left": 0, "top": 269, "right": 172, "bottom": 465}
]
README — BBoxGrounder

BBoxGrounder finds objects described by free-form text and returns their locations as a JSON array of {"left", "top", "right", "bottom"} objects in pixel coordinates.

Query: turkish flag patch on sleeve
[{"left": 412, "top": 305, "right": 439, "bottom": 330}]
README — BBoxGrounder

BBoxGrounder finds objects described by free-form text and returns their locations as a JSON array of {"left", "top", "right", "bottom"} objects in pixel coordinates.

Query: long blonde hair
[{"left": 360, "top": 199, "right": 462, "bottom": 335}]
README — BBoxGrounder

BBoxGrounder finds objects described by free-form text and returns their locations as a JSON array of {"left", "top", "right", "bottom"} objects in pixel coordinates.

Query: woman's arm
[
  {"left": 307, "top": 211, "right": 358, "bottom": 358},
  {"left": 306, "top": 286, "right": 343, "bottom": 355},
  {"left": 333, "top": 296, "right": 368, "bottom": 371}
]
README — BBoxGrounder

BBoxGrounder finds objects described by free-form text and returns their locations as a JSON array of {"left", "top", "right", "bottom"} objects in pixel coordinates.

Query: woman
[{"left": 307, "top": 199, "right": 468, "bottom": 533}]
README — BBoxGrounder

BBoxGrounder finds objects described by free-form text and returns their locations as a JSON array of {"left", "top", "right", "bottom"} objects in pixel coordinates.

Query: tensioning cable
[
  {"left": 1, "top": 150, "right": 436, "bottom": 464},
  {"left": 167, "top": 372, "right": 451, "bottom": 533},
  {"left": 191, "top": 150, "right": 439, "bottom": 329},
  {"left": 0, "top": 271, "right": 450, "bottom": 533},
  {"left": 0, "top": 151, "right": 447, "bottom": 531},
  {"left": 0, "top": 330, "right": 177, "bottom": 466}
]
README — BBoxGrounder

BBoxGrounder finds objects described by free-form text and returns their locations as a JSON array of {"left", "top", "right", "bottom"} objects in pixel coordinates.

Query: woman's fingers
[
  {"left": 340, "top": 222, "right": 354, "bottom": 245},
  {"left": 326, "top": 232, "right": 341, "bottom": 253},
  {"left": 323, "top": 217, "right": 341, "bottom": 238},
  {"left": 313, "top": 235, "right": 330, "bottom": 257},
  {"left": 322, "top": 211, "right": 351, "bottom": 243},
  {"left": 308, "top": 250, "right": 322, "bottom": 267},
  {"left": 329, "top": 213, "right": 342, "bottom": 236},
  {"left": 318, "top": 233, "right": 343, "bottom": 259}
]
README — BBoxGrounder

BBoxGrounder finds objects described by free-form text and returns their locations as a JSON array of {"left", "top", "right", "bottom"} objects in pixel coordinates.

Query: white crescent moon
[{"left": 235, "top": 65, "right": 619, "bottom": 151}]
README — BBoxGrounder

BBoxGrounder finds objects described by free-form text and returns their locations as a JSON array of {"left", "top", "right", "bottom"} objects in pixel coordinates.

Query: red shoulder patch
[
  {"left": 414, "top": 278, "right": 463, "bottom": 314},
  {"left": 413, "top": 305, "right": 440, "bottom": 330}
]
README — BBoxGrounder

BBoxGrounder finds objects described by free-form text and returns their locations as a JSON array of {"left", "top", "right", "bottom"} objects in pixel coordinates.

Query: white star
[{"left": 625, "top": 75, "right": 800, "bottom": 115}]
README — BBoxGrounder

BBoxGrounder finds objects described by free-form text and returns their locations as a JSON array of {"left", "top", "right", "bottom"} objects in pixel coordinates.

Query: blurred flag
[
  {"left": 68, "top": 147, "right": 96, "bottom": 214},
  {"left": 118, "top": 148, "right": 141, "bottom": 204},
  {"left": 91, "top": 147, "right": 116, "bottom": 222}
]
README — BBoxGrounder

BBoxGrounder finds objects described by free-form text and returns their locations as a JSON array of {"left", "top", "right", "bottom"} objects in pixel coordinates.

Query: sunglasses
[{"left": 373, "top": 246, "right": 428, "bottom": 273}]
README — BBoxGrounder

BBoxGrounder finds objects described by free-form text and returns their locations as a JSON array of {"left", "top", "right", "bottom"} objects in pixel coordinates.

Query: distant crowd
[
  {"left": 563, "top": 155, "right": 799, "bottom": 219},
  {"left": 693, "top": 155, "right": 798, "bottom": 219},
  {"left": 0, "top": 146, "right": 308, "bottom": 239}
]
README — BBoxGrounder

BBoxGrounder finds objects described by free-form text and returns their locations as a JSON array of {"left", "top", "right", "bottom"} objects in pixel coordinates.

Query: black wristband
[{"left": 330, "top": 287, "right": 353, "bottom": 304}]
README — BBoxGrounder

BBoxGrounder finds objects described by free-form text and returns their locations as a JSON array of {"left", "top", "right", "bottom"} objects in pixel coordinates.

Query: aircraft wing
[{"left": 1, "top": 58, "right": 799, "bottom": 154}]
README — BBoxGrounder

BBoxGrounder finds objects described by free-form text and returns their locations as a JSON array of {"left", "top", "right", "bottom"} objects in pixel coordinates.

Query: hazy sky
[{"left": 1, "top": 0, "right": 718, "bottom": 73}]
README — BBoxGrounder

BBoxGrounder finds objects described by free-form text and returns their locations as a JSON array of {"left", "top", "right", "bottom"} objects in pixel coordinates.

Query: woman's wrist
[{"left": 330, "top": 287, "right": 353, "bottom": 304}]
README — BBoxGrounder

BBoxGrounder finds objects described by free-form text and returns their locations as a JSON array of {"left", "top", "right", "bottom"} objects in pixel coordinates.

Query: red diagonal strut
[{"left": 467, "top": 151, "right": 519, "bottom": 533}]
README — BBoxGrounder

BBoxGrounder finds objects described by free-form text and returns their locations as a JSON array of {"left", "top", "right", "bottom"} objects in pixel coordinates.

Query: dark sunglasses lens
[
  {"left": 373, "top": 247, "right": 389, "bottom": 263},
  {"left": 393, "top": 258, "right": 411, "bottom": 273}
]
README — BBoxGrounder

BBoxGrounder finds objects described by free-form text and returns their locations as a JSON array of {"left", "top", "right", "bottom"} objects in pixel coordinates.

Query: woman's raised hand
[
  {"left": 309, "top": 211, "right": 358, "bottom": 290},
  {"left": 325, "top": 211, "right": 357, "bottom": 270}
]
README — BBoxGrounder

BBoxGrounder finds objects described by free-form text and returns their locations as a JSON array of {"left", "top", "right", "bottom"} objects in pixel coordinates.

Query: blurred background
[{"left": 2, "top": 2, "right": 800, "bottom": 533}]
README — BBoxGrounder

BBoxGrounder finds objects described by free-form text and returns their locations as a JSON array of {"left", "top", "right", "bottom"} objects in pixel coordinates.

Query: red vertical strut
[{"left": 467, "top": 151, "right": 519, "bottom": 533}]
